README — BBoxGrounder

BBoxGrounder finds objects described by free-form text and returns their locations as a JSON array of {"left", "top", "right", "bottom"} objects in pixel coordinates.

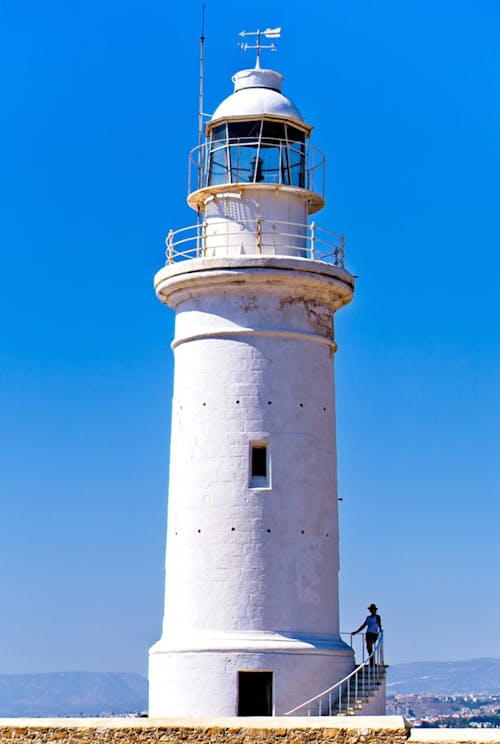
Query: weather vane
[{"left": 238, "top": 27, "right": 281, "bottom": 68}]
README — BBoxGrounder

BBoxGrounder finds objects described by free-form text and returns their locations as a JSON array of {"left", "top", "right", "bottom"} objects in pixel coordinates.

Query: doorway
[{"left": 237, "top": 671, "right": 273, "bottom": 716}]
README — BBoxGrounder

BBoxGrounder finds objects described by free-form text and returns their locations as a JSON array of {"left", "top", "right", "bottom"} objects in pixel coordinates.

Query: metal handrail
[
  {"left": 284, "top": 631, "right": 385, "bottom": 716},
  {"left": 188, "top": 138, "right": 326, "bottom": 196},
  {"left": 163, "top": 218, "right": 346, "bottom": 269}
]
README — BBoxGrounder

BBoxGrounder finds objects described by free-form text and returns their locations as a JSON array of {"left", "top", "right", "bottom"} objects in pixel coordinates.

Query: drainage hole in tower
[
  {"left": 323, "top": 406, "right": 327, "bottom": 411},
  {"left": 301, "top": 530, "right": 305, "bottom": 534},
  {"left": 266, "top": 528, "right": 271, "bottom": 533},
  {"left": 231, "top": 527, "right": 235, "bottom": 532},
  {"left": 267, "top": 401, "right": 272, "bottom": 405},
  {"left": 203, "top": 402, "right": 206, "bottom": 406},
  {"left": 236, "top": 400, "right": 240, "bottom": 404},
  {"left": 197, "top": 529, "right": 201, "bottom": 533},
  {"left": 299, "top": 403, "right": 304, "bottom": 407},
  {"left": 326, "top": 533, "right": 329, "bottom": 538}
]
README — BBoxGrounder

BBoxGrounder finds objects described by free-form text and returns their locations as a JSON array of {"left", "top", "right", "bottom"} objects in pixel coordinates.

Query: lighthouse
[{"left": 149, "top": 34, "right": 357, "bottom": 717}]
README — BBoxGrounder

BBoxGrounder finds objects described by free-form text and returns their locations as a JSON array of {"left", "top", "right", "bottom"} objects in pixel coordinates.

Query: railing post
[
  {"left": 257, "top": 215, "right": 263, "bottom": 254},
  {"left": 202, "top": 220, "right": 207, "bottom": 257},
  {"left": 338, "top": 233, "right": 346, "bottom": 268},
  {"left": 166, "top": 229, "right": 174, "bottom": 264},
  {"left": 310, "top": 221, "right": 316, "bottom": 259},
  {"left": 196, "top": 214, "right": 201, "bottom": 257}
]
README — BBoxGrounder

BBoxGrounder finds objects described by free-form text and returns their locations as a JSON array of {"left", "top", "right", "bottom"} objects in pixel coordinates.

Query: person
[{"left": 352, "top": 603, "right": 382, "bottom": 663}]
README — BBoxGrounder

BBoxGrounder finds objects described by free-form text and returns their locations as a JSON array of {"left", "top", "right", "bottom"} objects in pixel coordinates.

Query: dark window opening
[
  {"left": 238, "top": 671, "right": 273, "bottom": 716},
  {"left": 251, "top": 446, "right": 267, "bottom": 478},
  {"left": 206, "top": 120, "right": 307, "bottom": 188}
]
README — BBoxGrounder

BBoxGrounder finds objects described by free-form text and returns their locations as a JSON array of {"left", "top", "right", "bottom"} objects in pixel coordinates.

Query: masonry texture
[
  {"left": 0, "top": 717, "right": 409, "bottom": 744},
  {"left": 3, "top": 716, "right": 500, "bottom": 744}
]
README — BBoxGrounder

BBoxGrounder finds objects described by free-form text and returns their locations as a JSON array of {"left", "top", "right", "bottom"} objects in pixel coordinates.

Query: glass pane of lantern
[
  {"left": 286, "top": 126, "right": 306, "bottom": 188},
  {"left": 208, "top": 142, "right": 230, "bottom": 186},
  {"left": 260, "top": 121, "right": 287, "bottom": 184},
  {"left": 226, "top": 122, "right": 262, "bottom": 182},
  {"left": 229, "top": 141, "right": 260, "bottom": 182},
  {"left": 228, "top": 121, "right": 262, "bottom": 141},
  {"left": 261, "top": 120, "right": 287, "bottom": 143},
  {"left": 286, "top": 125, "right": 306, "bottom": 145},
  {"left": 288, "top": 142, "right": 305, "bottom": 188},
  {"left": 211, "top": 124, "right": 227, "bottom": 140}
]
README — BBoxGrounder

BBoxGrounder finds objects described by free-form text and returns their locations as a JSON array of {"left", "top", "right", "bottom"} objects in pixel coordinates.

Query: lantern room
[
  {"left": 206, "top": 118, "right": 306, "bottom": 188},
  {"left": 188, "top": 68, "right": 325, "bottom": 216}
]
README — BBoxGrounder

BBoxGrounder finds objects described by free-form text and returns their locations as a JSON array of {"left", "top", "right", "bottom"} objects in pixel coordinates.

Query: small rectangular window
[
  {"left": 249, "top": 442, "right": 270, "bottom": 488},
  {"left": 252, "top": 446, "right": 267, "bottom": 478}
]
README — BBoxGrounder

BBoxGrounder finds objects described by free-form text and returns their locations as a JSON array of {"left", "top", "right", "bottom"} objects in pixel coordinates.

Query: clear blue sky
[{"left": 1, "top": 0, "right": 499, "bottom": 677}]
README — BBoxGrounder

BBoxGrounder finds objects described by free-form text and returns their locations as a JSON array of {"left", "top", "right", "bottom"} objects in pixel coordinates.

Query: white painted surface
[
  {"left": 211, "top": 68, "right": 305, "bottom": 127},
  {"left": 204, "top": 189, "right": 308, "bottom": 258},
  {"left": 233, "top": 69, "right": 284, "bottom": 94},
  {"left": 150, "top": 649, "right": 354, "bottom": 717},
  {"left": 149, "top": 260, "right": 355, "bottom": 716},
  {"left": 187, "top": 184, "right": 325, "bottom": 235}
]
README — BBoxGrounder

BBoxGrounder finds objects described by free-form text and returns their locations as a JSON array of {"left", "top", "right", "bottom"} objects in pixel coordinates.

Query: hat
[{"left": 368, "top": 603, "right": 378, "bottom": 611}]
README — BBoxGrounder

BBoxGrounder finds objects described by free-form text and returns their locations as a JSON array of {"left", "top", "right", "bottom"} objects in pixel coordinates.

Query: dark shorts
[{"left": 366, "top": 632, "right": 379, "bottom": 642}]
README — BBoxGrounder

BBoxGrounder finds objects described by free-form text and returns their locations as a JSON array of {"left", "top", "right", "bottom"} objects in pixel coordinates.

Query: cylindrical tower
[{"left": 149, "top": 63, "right": 355, "bottom": 717}]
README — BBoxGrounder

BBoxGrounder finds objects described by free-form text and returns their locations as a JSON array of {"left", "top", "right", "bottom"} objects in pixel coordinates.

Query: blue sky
[{"left": 1, "top": 0, "right": 499, "bottom": 676}]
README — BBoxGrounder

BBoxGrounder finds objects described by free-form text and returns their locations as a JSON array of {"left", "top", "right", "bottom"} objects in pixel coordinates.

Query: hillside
[
  {"left": 0, "top": 672, "right": 148, "bottom": 717},
  {"left": 388, "top": 658, "right": 500, "bottom": 695}
]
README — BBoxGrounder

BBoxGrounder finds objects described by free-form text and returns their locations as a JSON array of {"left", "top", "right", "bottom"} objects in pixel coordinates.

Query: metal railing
[
  {"left": 284, "top": 631, "right": 385, "bottom": 717},
  {"left": 164, "top": 218, "right": 345, "bottom": 268},
  {"left": 188, "top": 138, "right": 326, "bottom": 197}
]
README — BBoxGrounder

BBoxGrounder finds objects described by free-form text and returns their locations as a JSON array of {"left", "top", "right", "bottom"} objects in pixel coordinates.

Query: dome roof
[{"left": 210, "top": 68, "right": 310, "bottom": 131}]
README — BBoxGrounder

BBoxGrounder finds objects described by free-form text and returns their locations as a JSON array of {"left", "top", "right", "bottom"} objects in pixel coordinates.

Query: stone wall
[
  {"left": 0, "top": 716, "right": 408, "bottom": 744},
  {"left": 1, "top": 716, "right": 499, "bottom": 744}
]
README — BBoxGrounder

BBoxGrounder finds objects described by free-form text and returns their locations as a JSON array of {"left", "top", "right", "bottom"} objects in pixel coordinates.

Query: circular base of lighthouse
[{"left": 149, "top": 635, "right": 354, "bottom": 717}]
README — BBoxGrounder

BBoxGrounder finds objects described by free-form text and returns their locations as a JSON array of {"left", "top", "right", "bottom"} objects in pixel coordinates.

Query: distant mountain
[
  {"left": 2, "top": 661, "right": 499, "bottom": 715},
  {"left": 387, "top": 658, "right": 500, "bottom": 695},
  {"left": 0, "top": 672, "right": 148, "bottom": 717}
]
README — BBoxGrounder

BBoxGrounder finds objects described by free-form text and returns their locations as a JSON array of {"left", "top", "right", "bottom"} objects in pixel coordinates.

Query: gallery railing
[
  {"left": 163, "top": 218, "right": 346, "bottom": 268},
  {"left": 188, "top": 138, "right": 325, "bottom": 196}
]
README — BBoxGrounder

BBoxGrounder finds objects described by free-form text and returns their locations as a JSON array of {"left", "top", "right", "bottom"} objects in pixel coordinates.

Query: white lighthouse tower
[{"left": 149, "top": 34, "right": 359, "bottom": 717}]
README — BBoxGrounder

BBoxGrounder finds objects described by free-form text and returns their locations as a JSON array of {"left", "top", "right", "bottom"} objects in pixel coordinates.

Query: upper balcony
[
  {"left": 187, "top": 134, "right": 326, "bottom": 214},
  {"left": 163, "top": 218, "right": 346, "bottom": 269}
]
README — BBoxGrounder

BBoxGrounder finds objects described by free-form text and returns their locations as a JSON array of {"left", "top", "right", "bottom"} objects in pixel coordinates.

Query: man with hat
[{"left": 353, "top": 604, "right": 382, "bottom": 663}]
